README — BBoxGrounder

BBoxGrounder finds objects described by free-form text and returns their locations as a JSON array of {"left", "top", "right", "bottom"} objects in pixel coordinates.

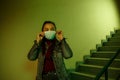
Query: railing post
[{"left": 105, "top": 69, "right": 108, "bottom": 80}]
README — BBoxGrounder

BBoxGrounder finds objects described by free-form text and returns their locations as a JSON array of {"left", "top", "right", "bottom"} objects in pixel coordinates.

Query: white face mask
[{"left": 44, "top": 31, "right": 56, "bottom": 40}]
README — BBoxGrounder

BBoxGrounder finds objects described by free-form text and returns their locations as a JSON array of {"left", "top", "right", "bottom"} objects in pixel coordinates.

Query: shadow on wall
[
  {"left": 115, "top": 0, "right": 120, "bottom": 20},
  {"left": 24, "top": 60, "right": 38, "bottom": 79}
]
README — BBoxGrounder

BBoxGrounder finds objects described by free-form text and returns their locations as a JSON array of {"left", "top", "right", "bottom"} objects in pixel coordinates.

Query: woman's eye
[{"left": 43, "top": 29, "right": 48, "bottom": 31}]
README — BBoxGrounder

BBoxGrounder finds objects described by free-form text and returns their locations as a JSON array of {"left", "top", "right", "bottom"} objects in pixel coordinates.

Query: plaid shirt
[{"left": 43, "top": 41, "right": 55, "bottom": 73}]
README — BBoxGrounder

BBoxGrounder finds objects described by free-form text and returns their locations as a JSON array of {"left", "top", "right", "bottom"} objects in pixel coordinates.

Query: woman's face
[{"left": 43, "top": 23, "right": 55, "bottom": 32}]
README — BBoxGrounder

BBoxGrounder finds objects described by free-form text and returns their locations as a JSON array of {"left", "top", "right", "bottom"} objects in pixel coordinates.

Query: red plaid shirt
[{"left": 43, "top": 40, "right": 55, "bottom": 73}]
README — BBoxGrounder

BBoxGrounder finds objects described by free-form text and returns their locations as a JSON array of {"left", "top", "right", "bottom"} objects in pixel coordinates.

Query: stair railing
[{"left": 95, "top": 48, "right": 120, "bottom": 80}]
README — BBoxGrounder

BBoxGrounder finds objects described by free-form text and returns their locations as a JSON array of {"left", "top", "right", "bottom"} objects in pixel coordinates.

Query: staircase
[{"left": 69, "top": 29, "right": 120, "bottom": 80}]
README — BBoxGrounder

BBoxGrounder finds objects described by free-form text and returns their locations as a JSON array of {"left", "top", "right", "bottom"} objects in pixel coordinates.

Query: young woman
[{"left": 27, "top": 21, "right": 73, "bottom": 80}]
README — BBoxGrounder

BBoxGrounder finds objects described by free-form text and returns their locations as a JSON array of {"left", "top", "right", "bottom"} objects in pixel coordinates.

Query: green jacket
[{"left": 27, "top": 38, "right": 73, "bottom": 80}]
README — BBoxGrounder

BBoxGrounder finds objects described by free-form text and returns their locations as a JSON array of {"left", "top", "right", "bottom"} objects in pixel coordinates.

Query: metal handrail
[{"left": 95, "top": 49, "right": 120, "bottom": 80}]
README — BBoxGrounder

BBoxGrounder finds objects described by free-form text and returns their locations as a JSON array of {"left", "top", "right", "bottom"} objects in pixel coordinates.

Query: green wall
[{"left": 0, "top": 0, "right": 119, "bottom": 80}]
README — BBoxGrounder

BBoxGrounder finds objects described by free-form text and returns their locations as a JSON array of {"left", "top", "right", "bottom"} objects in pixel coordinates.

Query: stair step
[
  {"left": 97, "top": 46, "right": 120, "bottom": 51},
  {"left": 115, "top": 30, "right": 120, "bottom": 34},
  {"left": 112, "top": 34, "right": 120, "bottom": 37},
  {"left": 70, "top": 72, "right": 114, "bottom": 80},
  {"left": 70, "top": 72, "right": 95, "bottom": 80},
  {"left": 108, "top": 37, "right": 120, "bottom": 42},
  {"left": 76, "top": 64, "right": 120, "bottom": 79},
  {"left": 91, "top": 51, "right": 120, "bottom": 59},
  {"left": 115, "top": 32, "right": 120, "bottom": 35},
  {"left": 84, "top": 58, "right": 120, "bottom": 68},
  {"left": 103, "top": 42, "right": 120, "bottom": 46}
]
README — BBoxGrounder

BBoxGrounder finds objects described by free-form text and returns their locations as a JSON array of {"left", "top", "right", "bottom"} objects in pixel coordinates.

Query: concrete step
[
  {"left": 108, "top": 37, "right": 120, "bottom": 42},
  {"left": 112, "top": 34, "right": 120, "bottom": 37},
  {"left": 70, "top": 72, "right": 115, "bottom": 80},
  {"left": 97, "top": 46, "right": 120, "bottom": 51},
  {"left": 103, "top": 42, "right": 120, "bottom": 46},
  {"left": 76, "top": 64, "right": 120, "bottom": 79},
  {"left": 84, "top": 58, "right": 120, "bottom": 68},
  {"left": 90, "top": 51, "right": 120, "bottom": 59},
  {"left": 70, "top": 72, "right": 95, "bottom": 80},
  {"left": 115, "top": 30, "right": 120, "bottom": 34}
]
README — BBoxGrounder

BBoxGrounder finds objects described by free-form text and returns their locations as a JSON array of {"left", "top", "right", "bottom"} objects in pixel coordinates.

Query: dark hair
[{"left": 41, "top": 21, "right": 56, "bottom": 31}]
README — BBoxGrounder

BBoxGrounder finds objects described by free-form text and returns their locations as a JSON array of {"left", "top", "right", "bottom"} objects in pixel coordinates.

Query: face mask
[{"left": 44, "top": 31, "right": 56, "bottom": 40}]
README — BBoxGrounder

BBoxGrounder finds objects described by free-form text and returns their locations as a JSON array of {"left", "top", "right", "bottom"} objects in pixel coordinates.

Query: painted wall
[
  {"left": 0, "top": 0, "right": 119, "bottom": 80},
  {"left": 115, "top": 0, "right": 120, "bottom": 25}
]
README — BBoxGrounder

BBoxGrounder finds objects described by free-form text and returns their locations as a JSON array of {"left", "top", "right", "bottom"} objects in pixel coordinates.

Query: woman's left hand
[{"left": 56, "top": 30, "right": 63, "bottom": 41}]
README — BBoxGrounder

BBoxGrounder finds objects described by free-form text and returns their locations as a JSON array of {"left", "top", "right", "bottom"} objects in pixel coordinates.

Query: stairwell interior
[{"left": 69, "top": 29, "right": 120, "bottom": 80}]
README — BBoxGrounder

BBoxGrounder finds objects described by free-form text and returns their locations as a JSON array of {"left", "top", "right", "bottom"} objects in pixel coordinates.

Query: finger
[{"left": 39, "top": 32, "right": 44, "bottom": 37}]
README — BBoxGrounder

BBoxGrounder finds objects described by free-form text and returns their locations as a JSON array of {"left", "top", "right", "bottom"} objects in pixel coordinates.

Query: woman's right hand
[{"left": 36, "top": 32, "right": 45, "bottom": 44}]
